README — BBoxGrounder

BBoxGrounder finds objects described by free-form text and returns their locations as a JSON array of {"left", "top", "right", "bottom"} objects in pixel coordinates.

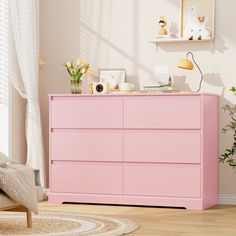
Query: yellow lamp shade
[{"left": 177, "top": 59, "right": 194, "bottom": 70}]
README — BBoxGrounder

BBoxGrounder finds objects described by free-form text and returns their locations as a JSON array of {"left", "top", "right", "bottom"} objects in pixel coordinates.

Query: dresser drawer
[
  {"left": 124, "top": 164, "right": 201, "bottom": 198},
  {"left": 124, "top": 130, "right": 201, "bottom": 164},
  {"left": 51, "top": 162, "right": 122, "bottom": 194},
  {"left": 51, "top": 98, "right": 122, "bottom": 128},
  {"left": 124, "top": 96, "right": 201, "bottom": 129},
  {"left": 51, "top": 130, "right": 122, "bottom": 162}
]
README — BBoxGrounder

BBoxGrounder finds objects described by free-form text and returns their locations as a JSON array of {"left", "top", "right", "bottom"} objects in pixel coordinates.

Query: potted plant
[
  {"left": 64, "top": 58, "right": 94, "bottom": 94},
  {"left": 220, "top": 86, "right": 236, "bottom": 169}
]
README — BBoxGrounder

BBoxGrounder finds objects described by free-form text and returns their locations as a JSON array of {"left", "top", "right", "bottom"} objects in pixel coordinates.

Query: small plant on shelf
[{"left": 220, "top": 86, "right": 236, "bottom": 169}]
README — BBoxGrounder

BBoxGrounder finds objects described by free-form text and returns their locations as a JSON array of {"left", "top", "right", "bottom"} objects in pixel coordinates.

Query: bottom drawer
[
  {"left": 124, "top": 164, "right": 201, "bottom": 198},
  {"left": 51, "top": 162, "right": 122, "bottom": 194}
]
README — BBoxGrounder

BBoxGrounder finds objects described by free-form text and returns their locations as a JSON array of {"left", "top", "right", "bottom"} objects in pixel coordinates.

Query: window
[{"left": 0, "top": 0, "right": 10, "bottom": 156}]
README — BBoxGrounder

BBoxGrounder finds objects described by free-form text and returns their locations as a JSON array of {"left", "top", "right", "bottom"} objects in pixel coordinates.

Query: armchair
[
  {"left": 0, "top": 190, "right": 32, "bottom": 228},
  {"left": 0, "top": 152, "right": 34, "bottom": 228}
]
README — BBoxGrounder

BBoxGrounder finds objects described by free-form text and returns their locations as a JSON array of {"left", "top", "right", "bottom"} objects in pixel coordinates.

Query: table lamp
[{"left": 177, "top": 52, "right": 203, "bottom": 93}]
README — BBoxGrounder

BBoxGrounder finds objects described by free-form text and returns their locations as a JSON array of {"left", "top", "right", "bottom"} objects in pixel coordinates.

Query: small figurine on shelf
[{"left": 158, "top": 16, "right": 168, "bottom": 35}]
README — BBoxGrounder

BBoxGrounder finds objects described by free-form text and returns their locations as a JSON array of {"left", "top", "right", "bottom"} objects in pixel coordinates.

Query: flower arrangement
[
  {"left": 64, "top": 58, "right": 95, "bottom": 94},
  {"left": 64, "top": 58, "right": 94, "bottom": 81}
]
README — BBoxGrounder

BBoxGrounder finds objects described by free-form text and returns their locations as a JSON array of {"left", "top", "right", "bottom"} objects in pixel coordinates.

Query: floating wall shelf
[
  {"left": 150, "top": 0, "right": 215, "bottom": 49},
  {"left": 148, "top": 37, "right": 214, "bottom": 44},
  {"left": 148, "top": 37, "right": 214, "bottom": 51}
]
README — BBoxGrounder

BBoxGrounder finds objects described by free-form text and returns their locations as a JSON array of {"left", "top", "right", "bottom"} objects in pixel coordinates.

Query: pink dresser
[{"left": 48, "top": 93, "right": 218, "bottom": 210}]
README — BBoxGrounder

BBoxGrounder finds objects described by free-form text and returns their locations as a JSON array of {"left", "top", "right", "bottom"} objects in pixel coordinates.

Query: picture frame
[
  {"left": 180, "top": 0, "right": 215, "bottom": 40},
  {"left": 99, "top": 69, "right": 126, "bottom": 90}
]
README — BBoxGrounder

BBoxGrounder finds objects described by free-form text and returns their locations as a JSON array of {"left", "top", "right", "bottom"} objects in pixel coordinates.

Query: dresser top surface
[{"left": 49, "top": 92, "right": 218, "bottom": 98}]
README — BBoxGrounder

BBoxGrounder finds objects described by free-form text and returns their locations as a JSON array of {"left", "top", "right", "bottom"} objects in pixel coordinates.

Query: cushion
[
  {"left": 0, "top": 152, "right": 9, "bottom": 167},
  {"left": 0, "top": 153, "right": 17, "bottom": 209},
  {"left": 0, "top": 152, "right": 9, "bottom": 162}
]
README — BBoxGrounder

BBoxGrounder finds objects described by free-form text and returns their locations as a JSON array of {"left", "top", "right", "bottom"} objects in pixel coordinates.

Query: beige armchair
[
  {"left": 0, "top": 190, "right": 32, "bottom": 228},
  {"left": 0, "top": 152, "right": 34, "bottom": 228}
]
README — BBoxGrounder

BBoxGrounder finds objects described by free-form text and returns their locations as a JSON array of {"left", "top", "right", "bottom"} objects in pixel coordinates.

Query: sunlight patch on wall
[{"left": 78, "top": 0, "right": 181, "bottom": 88}]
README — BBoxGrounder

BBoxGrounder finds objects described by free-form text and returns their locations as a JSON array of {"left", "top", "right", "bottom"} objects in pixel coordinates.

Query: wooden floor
[{"left": 39, "top": 202, "right": 236, "bottom": 236}]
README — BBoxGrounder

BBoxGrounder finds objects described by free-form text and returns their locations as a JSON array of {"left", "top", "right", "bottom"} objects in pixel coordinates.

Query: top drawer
[
  {"left": 50, "top": 97, "right": 123, "bottom": 128},
  {"left": 124, "top": 96, "right": 201, "bottom": 129}
]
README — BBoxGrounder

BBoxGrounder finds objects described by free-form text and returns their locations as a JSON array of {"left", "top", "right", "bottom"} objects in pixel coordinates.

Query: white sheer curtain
[
  {"left": 0, "top": 0, "right": 10, "bottom": 157},
  {"left": 10, "top": 0, "right": 45, "bottom": 187}
]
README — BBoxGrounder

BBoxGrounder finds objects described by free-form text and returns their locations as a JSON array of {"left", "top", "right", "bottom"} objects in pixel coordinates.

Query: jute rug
[{"left": 0, "top": 211, "right": 139, "bottom": 236}]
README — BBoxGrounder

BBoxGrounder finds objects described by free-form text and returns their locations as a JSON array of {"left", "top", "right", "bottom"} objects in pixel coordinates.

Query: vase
[{"left": 71, "top": 80, "right": 82, "bottom": 94}]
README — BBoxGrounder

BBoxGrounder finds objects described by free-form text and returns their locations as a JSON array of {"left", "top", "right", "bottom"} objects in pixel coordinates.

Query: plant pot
[{"left": 71, "top": 80, "right": 82, "bottom": 94}]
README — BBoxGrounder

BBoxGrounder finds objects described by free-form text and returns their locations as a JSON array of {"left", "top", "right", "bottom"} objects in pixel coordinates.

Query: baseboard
[
  {"left": 218, "top": 195, "right": 236, "bottom": 205},
  {"left": 45, "top": 191, "right": 236, "bottom": 206}
]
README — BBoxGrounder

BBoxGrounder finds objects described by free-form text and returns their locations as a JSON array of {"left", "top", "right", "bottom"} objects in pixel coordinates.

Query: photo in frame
[
  {"left": 181, "top": 0, "right": 215, "bottom": 40},
  {"left": 99, "top": 69, "right": 126, "bottom": 90}
]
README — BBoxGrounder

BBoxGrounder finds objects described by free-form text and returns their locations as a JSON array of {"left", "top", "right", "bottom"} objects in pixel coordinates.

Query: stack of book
[
  {"left": 143, "top": 76, "right": 173, "bottom": 92},
  {"left": 143, "top": 85, "right": 174, "bottom": 92}
]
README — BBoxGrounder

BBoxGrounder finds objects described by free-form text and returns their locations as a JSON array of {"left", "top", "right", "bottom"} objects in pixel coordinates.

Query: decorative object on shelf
[
  {"left": 183, "top": 6, "right": 211, "bottom": 40},
  {"left": 92, "top": 82, "right": 109, "bottom": 94},
  {"left": 120, "top": 82, "right": 135, "bottom": 92},
  {"left": 64, "top": 58, "right": 95, "bottom": 94},
  {"left": 158, "top": 16, "right": 168, "bottom": 36},
  {"left": 100, "top": 69, "right": 126, "bottom": 91},
  {"left": 181, "top": 0, "right": 214, "bottom": 40},
  {"left": 143, "top": 65, "right": 173, "bottom": 92},
  {"left": 148, "top": 0, "right": 215, "bottom": 46},
  {"left": 143, "top": 77, "right": 173, "bottom": 92},
  {"left": 177, "top": 52, "right": 203, "bottom": 93},
  {"left": 88, "top": 81, "right": 94, "bottom": 94},
  {"left": 219, "top": 86, "right": 236, "bottom": 170}
]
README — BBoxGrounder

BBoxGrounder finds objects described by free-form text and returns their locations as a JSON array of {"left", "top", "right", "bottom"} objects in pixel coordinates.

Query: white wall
[{"left": 39, "top": 0, "right": 236, "bottom": 196}]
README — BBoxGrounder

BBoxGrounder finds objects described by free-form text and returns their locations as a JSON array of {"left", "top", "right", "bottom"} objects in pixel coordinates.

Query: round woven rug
[{"left": 0, "top": 211, "right": 139, "bottom": 236}]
